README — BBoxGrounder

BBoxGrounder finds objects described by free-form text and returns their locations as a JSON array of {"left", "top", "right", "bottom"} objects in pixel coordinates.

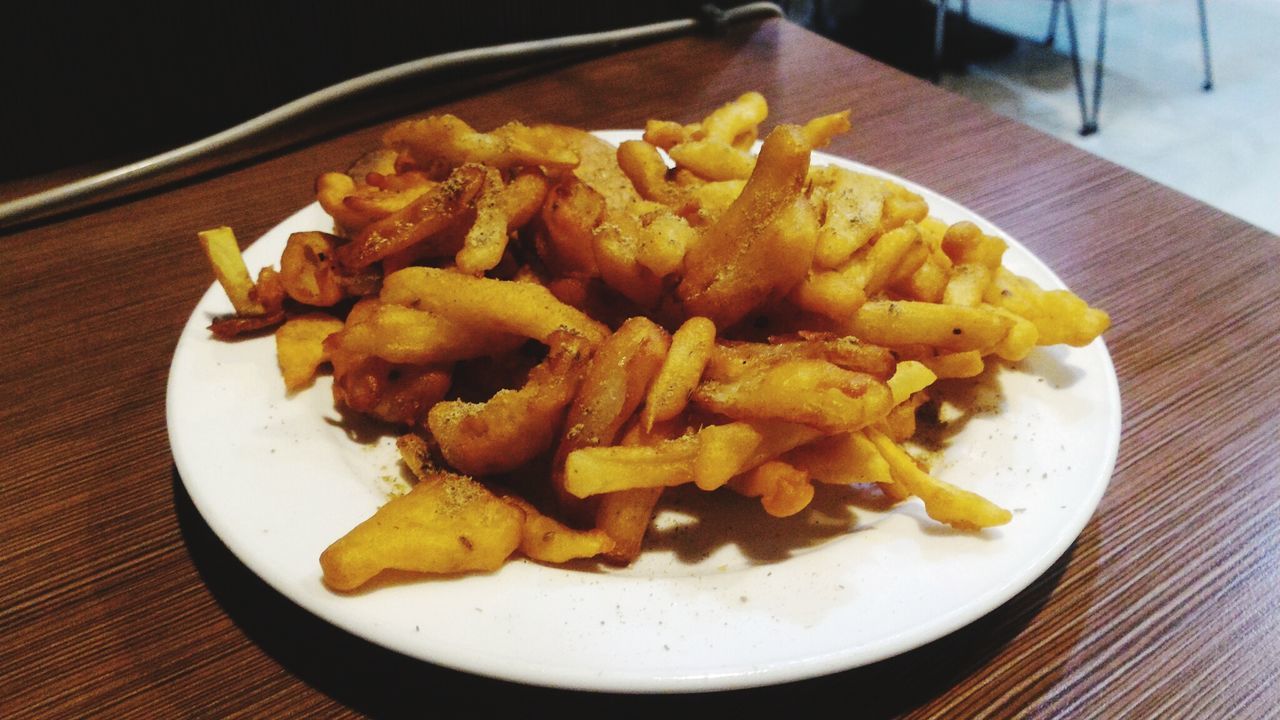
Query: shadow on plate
[{"left": 175, "top": 466, "right": 1078, "bottom": 716}]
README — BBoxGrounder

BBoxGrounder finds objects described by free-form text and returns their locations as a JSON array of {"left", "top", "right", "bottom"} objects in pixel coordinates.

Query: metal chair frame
[{"left": 933, "top": 0, "right": 1214, "bottom": 135}]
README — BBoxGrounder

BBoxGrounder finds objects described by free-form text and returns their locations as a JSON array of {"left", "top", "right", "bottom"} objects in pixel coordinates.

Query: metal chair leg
[
  {"left": 1061, "top": 0, "right": 1106, "bottom": 136},
  {"left": 1046, "top": 0, "right": 1062, "bottom": 46},
  {"left": 1197, "top": 0, "right": 1214, "bottom": 91},
  {"left": 933, "top": 0, "right": 949, "bottom": 82}
]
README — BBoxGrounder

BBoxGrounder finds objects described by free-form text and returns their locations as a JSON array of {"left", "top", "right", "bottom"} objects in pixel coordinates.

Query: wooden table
[{"left": 4, "top": 17, "right": 1277, "bottom": 717}]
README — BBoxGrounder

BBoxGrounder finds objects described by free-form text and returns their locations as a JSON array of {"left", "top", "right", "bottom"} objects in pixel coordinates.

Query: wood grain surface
[{"left": 3, "top": 18, "right": 1277, "bottom": 718}]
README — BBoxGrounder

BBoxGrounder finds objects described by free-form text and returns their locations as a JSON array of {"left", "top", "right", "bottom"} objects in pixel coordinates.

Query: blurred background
[{"left": 3, "top": 0, "right": 1276, "bottom": 232}]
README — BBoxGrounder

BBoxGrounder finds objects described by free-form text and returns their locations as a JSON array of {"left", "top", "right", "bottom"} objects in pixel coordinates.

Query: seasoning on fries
[{"left": 198, "top": 92, "right": 1110, "bottom": 591}]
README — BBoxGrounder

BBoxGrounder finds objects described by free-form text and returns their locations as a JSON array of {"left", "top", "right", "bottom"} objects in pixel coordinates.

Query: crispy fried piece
[
  {"left": 382, "top": 114, "right": 579, "bottom": 172},
  {"left": 380, "top": 266, "right": 609, "bottom": 346},
  {"left": 782, "top": 431, "right": 892, "bottom": 485},
  {"left": 790, "top": 223, "right": 925, "bottom": 321},
  {"left": 336, "top": 164, "right": 485, "bottom": 270},
  {"left": 329, "top": 351, "right": 451, "bottom": 426},
  {"left": 275, "top": 314, "right": 344, "bottom": 392},
  {"left": 555, "top": 126, "right": 645, "bottom": 212},
  {"left": 679, "top": 125, "right": 819, "bottom": 328},
  {"left": 329, "top": 301, "right": 524, "bottom": 365},
  {"left": 887, "top": 360, "right": 937, "bottom": 405},
  {"left": 592, "top": 202, "right": 695, "bottom": 308},
  {"left": 502, "top": 494, "right": 615, "bottom": 563},
  {"left": 428, "top": 332, "right": 590, "bottom": 476},
  {"left": 594, "top": 487, "right": 663, "bottom": 564},
  {"left": 396, "top": 433, "right": 434, "bottom": 480},
  {"left": 896, "top": 347, "right": 986, "bottom": 379},
  {"left": 799, "top": 110, "right": 852, "bottom": 149},
  {"left": 616, "top": 140, "right": 693, "bottom": 213},
  {"left": 693, "top": 357, "right": 894, "bottom": 433},
  {"left": 563, "top": 419, "right": 821, "bottom": 497},
  {"left": 809, "top": 167, "right": 886, "bottom": 269},
  {"left": 208, "top": 311, "right": 286, "bottom": 339},
  {"left": 881, "top": 181, "right": 929, "bottom": 230},
  {"left": 552, "top": 317, "right": 670, "bottom": 519},
  {"left": 642, "top": 316, "right": 717, "bottom": 430},
  {"left": 668, "top": 139, "right": 756, "bottom": 181},
  {"left": 319, "top": 470, "right": 525, "bottom": 591},
  {"left": 846, "top": 300, "right": 1015, "bottom": 352},
  {"left": 642, "top": 118, "right": 695, "bottom": 149},
  {"left": 455, "top": 167, "right": 549, "bottom": 275},
  {"left": 991, "top": 267, "right": 1111, "bottom": 347},
  {"left": 865, "top": 428, "right": 1012, "bottom": 530},
  {"left": 707, "top": 336, "right": 895, "bottom": 381},
  {"left": 728, "top": 460, "right": 815, "bottom": 517},
  {"left": 198, "top": 226, "right": 264, "bottom": 316},
  {"left": 280, "top": 231, "right": 346, "bottom": 306},
  {"left": 540, "top": 175, "right": 606, "bottom": 277},
  {"left": 700, "top": 91, "right": 769, "bottom": 145}
]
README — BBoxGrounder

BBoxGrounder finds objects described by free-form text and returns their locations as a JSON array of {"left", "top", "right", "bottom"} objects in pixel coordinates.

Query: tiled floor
[{"left": 937, "top": 0, "right": 1279, "bottom": 234}]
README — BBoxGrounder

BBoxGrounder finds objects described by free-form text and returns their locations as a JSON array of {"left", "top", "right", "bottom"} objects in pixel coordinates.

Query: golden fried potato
[
  {"left": 540, "top": 175, "right": 606, "bottom": 277},
  {"left": 275, "top": 314, "right": 344, "bottom": 392},
  {"left": 328, "top": 351, "right": 451, "bottom": 426},
  {"left": 886, "top": 360, "right": 937, "bottom": 404},
  {"left": 866, "top": 428, "right": 1012, "bottom": 530},
  {"left": 336, "top": 164, "right": 485, "bottom": 270},
  {"left": 553, "top": 317, "right": 670, "bottom": 516},
  {"left": 594, "top": 488, "right": 664, "bottom": 564},
  {"left": 380, "top": 266, "right": 609, "bottom": 346},
  {"left": 502, "top": 494, "right": 615, "bottom": 564},
  {"left": 809, "top": 167, "right": 886, "bottom": 269},
  {"left": 728, "top": 460, "right": 815, "bottom": 517},
  {"left": 679, "top": 125, "right": 818, "bottom": 328},
  {"left": 692, "top": 358, "right": 893, "bottom": 433},
  {"left": 329, "top": 301, "right": 523, "bottom": 365},
  {"left": 847, "top": 301, "right": 1015, "bottom": 352},
  {"left": 699, "top": 91, "right": 769, "bottom": 145},
  {"left": 616, "top": 140, "right": 693, "bottom": 212},
  {"left": 991, "top": 267, "right": 1111, "bottom": 347},
  {"left": 428, "top": 333, "right": 590, "bottom": 476},
  {"left": 383, "top": 114, "right": 578, "bottom": 172},
  {"left": 320, "top": 470, "right": 525, "bottom": 591},
  {"left": 642, "top": 316, "right": 717, "bottom": 430},
  {"left": 198, "top": 226, "right": 264, "bottom": 315},
  {"left": 280, "top": 231, "right": 346, "bottom": 306},
  {"left": 563, "top": 419, "right": 821, "bottom": 497},
  {"left": 453, "top": 167, "right": 548, "bottom": 275},
  {"left": 668, "top": 140, "right": 756, "bottom": 181},
  {"left": 799, "top": 110, "right": 852, "bottom": 149},
  {"left": 782, "top": 431, "right": 892, "bottom": 485}
]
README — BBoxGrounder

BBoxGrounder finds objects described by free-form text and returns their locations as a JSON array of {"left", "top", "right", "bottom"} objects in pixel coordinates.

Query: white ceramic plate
[{"left": 167, "top": 132, "right": 1120, "bottom": 692}]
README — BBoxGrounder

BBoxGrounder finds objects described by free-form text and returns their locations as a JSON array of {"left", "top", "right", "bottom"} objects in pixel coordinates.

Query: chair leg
[
  {"left": 1197, "top": 0, "right": 1214, "bottom": 91},
  {"left": 1061, "top": 0, "right": 1091, "bottom": 134},
  {"left": 1087, "top": 0, "right": 1108, "bottom": 135},
  {"left": 1046, "top": 0, "right": 1062, "bottom": 46},
  {"left": 933, "top": 0, "right": 949, "bottom": 82}
]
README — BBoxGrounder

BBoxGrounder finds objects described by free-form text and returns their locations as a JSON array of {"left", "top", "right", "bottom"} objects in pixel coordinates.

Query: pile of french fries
[{"left": 197, "top": 92, "right": 1109, "bottom": 592}]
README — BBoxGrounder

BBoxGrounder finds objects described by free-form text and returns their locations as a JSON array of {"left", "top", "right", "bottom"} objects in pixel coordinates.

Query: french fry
[
  {"left": 336, "top": 164, "right": 485, "bottom": 270},
  {"left": 847, "top": 301, "right": 1014, "bottom": 352},
  {"left": 380, "top": 266, "right": 609, "bottom": 346},
  {"left": 428, "top": 332, "right": 589, "bottom": 476},
  {"left": 275, "top": 314, "right": 344, "bottom": 392},
  {"left": 679, "top": 125, "right": 819, "bottom": 327},
  {"left": 328, "top": 301, "right": 522, "bottom": 365},
  {"left": 198, "top": 226, "right": 264, "bottom": 316},
  {"left": 502, "top": 494, "right": 615, "bottom": 564},
  {"left": 642, "top": 316, "right": 717, "bottom": 430},
  {"left": 319, "top": 470, "right": 525, "bottom": 591},
  {"left": 866, "top": 428, "right": 1012, "bottom": 530}
]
